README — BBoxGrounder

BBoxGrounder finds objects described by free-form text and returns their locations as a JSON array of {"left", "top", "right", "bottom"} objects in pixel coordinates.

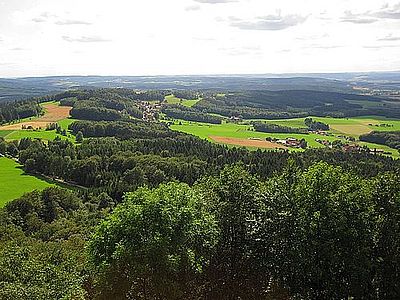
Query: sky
[{"left": 0, "top": 0, "right": 400, "bottom": 77}]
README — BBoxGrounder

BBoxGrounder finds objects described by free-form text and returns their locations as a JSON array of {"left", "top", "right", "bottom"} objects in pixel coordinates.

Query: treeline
[
  {"left": 57, "top": 88, "right": 169, "bottom": 102},
  {"left": 305, "top": 117, "right": 330, "bottom": 130},
  {"left": 0, "top": 100, "right": 42, "bottom": 124},
  {"left": 69, "top": 120, "right": 180, "bottom": 139},
  {"left": 360, "top": 131, "right": 400, "bottom": 151},
  {"left": 1, "top": 162, "right": 399, "bottom": 299},
  {"left": 162, "top": 104, "right": 222, "bottom": 124},
  {"left": 252, "top": 121, "right": 308, "bottom": 133}
]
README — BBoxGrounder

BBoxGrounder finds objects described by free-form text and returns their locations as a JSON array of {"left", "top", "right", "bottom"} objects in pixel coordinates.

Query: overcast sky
[{"left": 0, "top": 0, "right": 400, "bottom": 77}]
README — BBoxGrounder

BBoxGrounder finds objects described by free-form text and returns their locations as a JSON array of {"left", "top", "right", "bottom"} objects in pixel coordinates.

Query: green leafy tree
[
  {"left": 88, "top": 182, "right": 219, "bottom": 299},
  {"left": 261, "top": 162, "right": 376, "bottom": 299}
]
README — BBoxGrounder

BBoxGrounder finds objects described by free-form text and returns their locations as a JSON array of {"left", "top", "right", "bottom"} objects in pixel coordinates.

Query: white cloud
[
  {"left": 0, "top": 0, "right": 399, "bottom": 77},
  {"left": 185, "top": 5, "right": 201, "bottom": 11},
  {"left": 341, "top": 11, "right": 377, "bottom": 24},
  {"left": 378, "top": 33, "right": 400, "bottom": 41},
  {"left": 230, "top": 13, "right": 308, "bottom": 30},
  {"left": 62, "top": 35, "right": 110, "bottom": 43}
]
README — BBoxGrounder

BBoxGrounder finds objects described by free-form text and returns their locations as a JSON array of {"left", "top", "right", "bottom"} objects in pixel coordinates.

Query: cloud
[
  {"left": 194, "top": 0, "right": 237, "bottom": 4},
  {"left": 193, "top": 36, "right": 216, "bottom": 41},
  {"left": 185, "top": 5, "right": 201, "bottom": 11},
  {"left": 304, "top": 44, "right": 343, "bottom": 50},
  {"left": 230, "top": 13, "right": 307, "bottom": 30},
  {"left": 372, "top": 3, "right": 400, "bottom": 19},
  {"left": 378, "top": 34, "right": 400, "bottom": 41},
  {"left": 55, "top": 19, "right": 92, "bottom": 25},
  {"left": 32, "top": 12, "right": 91, "bottom": 25},
  {"left": 341, "top": 4, "right": 400, "bottom": 24},
  {"left": 341, "top": 11, "right": 377, "bottom": 24},
  {"left": 31, "top": 12, "right": 56, "bottom": 23},
  {"left": 363, "top": 44, "right": 400, "bottom": 49},
  {"left": 62, "top": 35, "right": 111, "bottom": 43},
  {"left": 219, "top": 46, "right": 262, "bottom": 56},
  {"left": 10, "top": 47, "right": 25, "bottom": 51}
]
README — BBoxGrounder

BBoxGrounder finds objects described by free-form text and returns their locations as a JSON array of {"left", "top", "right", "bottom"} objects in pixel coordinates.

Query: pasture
[
  {"left": 0, "top": 102, "right": 76, "bottom": 142},
  {"left": 165, "top": 95, "right": 200, "bottom": 107},
  {"left": 0, "top": 157, "right": 54, "bottom": 206},
  {"left": 169, "top": 116, "right": 400, "bottom": 157},
  {"left": 0, "top": 102, "right": 72, "bottom": 131},
  {"left": 252, "top": 116, "right": 400, "bottom": 136}
]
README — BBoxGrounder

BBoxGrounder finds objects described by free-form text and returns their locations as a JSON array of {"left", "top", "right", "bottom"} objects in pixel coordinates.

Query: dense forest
[
  {"left": 304, "top": 117, "right": 330, "bottom": 131},
  {"left": 1, "top": 88, "right": 400, "bottom": 299},
  {"left": 162, "top": 104, "right": 222, "bottom": 124},
  {"left": 0, "top": 100, "right": 42, "bottom": 124},
  {"left": 1, "top": 162, "right": 399, "bottom": 299},
  {"left": 192, "top": 90, "right": 400, "bottom": 119},
  {"left": 360, "top": 131, "right": 400, "bottom": 151}
]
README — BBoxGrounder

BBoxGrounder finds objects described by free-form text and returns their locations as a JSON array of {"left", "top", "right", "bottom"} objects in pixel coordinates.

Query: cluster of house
[
  {"left": 229, "top": 116, "right": 242, "bottom": 122},
  {"left": 309, "top": 130, "right": 331, "bottom": 136},
  {"left": 139, "top": 101, "right": 162, "bottom": 122},
  {"left": 315, "top": 138, "right": 387, "bottom": 154},
  {"left": 265, "top": 137, "right": 306, "bottom": 148},
  {"left": 368, "top": 123, "right": 394, "bottom": 128}
]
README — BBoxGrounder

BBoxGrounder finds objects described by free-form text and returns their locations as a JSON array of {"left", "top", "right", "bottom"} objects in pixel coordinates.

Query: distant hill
[{"left": 0, "top": 72, "right": 399, "bottom": 101}]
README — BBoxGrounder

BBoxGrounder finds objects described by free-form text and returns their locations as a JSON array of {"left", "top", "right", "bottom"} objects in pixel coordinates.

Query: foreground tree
[
  {"left": 88, "top": 182, "right": 219, "bottom": 299},
  {"left": 260, "top": 162, "right": 376, "bottom": 299}
]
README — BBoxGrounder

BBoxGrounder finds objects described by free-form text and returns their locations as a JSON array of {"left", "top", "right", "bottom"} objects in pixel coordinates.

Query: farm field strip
[
  {"left": 0, "top": 103, "right": 72, "bottom": 130},
  {"left": 210, "top": 136, "right": 287, "bottom": 149}
]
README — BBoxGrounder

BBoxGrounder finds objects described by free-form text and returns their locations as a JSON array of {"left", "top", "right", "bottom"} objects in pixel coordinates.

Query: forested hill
[
  {"left": 193, "top": 90, "right": 400, "bottom": 119},
  {"left": 1, "top": 72, "right": 400, "bottom": 101}
]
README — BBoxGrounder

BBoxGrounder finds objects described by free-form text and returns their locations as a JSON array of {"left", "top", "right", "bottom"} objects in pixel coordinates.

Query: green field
[
  {"left": 251, "top": 116, "right": 400, "bottom": 136},
  {"left": 0, "top": 108, "right": 77, "bottom": 142},
  {"left": 169, "top": 116, "right": 400, "bottom": 158},
  {"left": 0, "top": 157, "right": 55, "bottom": 206},
  {"left": 165, "top": 95, "right": 200, "bottom": 107},
  {"left": 3, "top": 130, "right": 74, "bottom": 142},
  {"left": 0, "top": 131, "right": 13, "bottom": 137},
  {"left": 57, "top": 118, "right": 78, "bottom": 130}
]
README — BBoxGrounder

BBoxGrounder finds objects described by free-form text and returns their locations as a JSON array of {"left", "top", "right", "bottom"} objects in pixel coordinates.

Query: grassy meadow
[
  {"left": 0, "top": 100, "right": 76, "bottom": 142},
  {"left": 169, "top": 116, "right": 400, "bottom": 158},
  {"left": 165, "top": 95, "right": 200, "bottom": 107},
  {"left": 0, "top": 157, "right": 54, "bottom": 207}
]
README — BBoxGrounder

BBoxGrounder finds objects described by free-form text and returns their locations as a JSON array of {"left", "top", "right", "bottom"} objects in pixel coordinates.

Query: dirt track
[
  {"left": 0, "top": 103, "right": 71, "bottom": 130},
  {"left": 210, "top": 136, "right": 287, "bottom": 149}
]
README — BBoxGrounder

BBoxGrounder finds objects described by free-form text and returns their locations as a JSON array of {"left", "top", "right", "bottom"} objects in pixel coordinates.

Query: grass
[
  {"left": 0, "top": 117, "right": 77, "bottom": 142},
  {"left": 57, "top": 118, "right": 78, "bottom": 130},
  {"left": 250, "top": 116, "right": 400, "bottom": 136},
  {"left": 0, "top": 157, "right": 55, "bottom": 207},
  {"left": 3, "top": 130, "right": 75, "bottom": 142},
  {"left": 165, "top": 95, "right": 200, "bottom": 107},
  {"left": 0, "top": 103, "right": 77, "bottom": 142},
  {"left": 170, "top": 120, "right": 332, "bottom": 149},
  {"left": 0, "top": 131, "right": 13, "bottom": 137}
]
